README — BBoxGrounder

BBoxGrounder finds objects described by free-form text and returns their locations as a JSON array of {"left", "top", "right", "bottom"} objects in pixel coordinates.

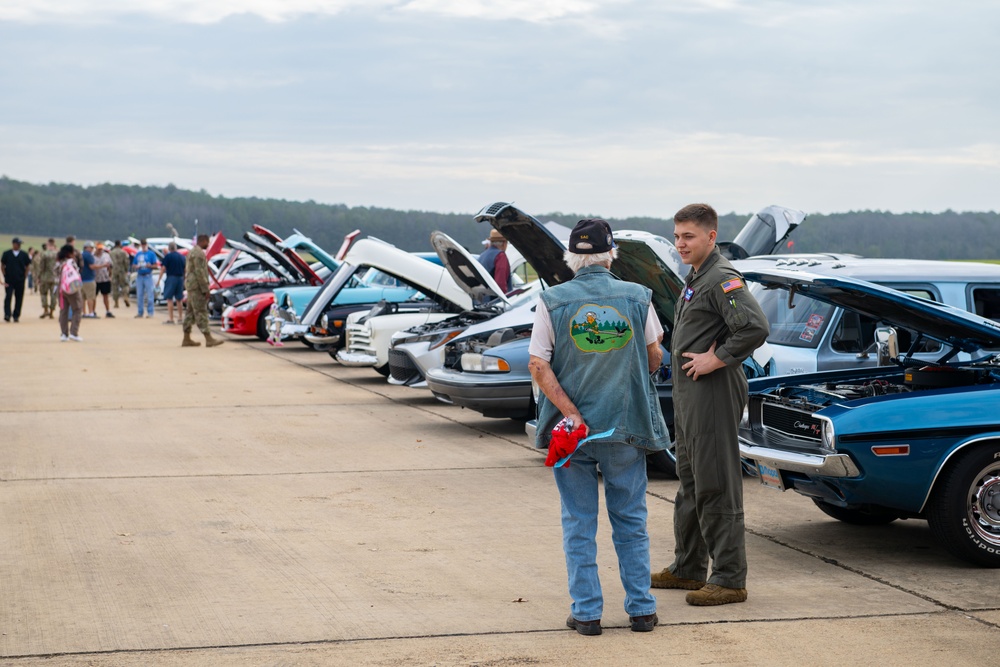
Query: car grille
[
  {"left": 345, "top": 323, "right": 374, "bottom": 354},
  {"left": 388, "top": 349, "right": 421, "bottom": 384},
  {"left": 761, "top": 403, "right": 823, "bottom": 442}
]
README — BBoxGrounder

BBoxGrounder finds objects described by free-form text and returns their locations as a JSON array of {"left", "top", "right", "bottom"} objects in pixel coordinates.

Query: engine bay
[{"left": 764, "top": 362, "right": 1000, "bottom": 413}]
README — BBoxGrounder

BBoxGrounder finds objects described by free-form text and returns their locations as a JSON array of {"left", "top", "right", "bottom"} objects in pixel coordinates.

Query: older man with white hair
[{"left": 528, "top": 218, "right": 669, "bottom": 637}]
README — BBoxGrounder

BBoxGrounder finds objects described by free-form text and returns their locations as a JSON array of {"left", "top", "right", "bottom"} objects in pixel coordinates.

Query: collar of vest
[{"left": 573, "top": 264, "right": 618, "bottom": 279}]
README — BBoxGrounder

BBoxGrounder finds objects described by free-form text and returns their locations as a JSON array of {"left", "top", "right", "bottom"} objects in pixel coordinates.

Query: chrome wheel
[{"left": 967, "top": 466, "right": 1000, "bottom": 547}]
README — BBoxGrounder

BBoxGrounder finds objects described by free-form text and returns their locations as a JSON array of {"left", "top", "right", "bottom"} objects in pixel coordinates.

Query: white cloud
[{"left": 0, "top": 0, "right": 613, "bottom": 24}]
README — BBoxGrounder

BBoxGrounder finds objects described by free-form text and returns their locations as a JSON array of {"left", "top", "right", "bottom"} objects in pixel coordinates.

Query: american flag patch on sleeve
[{"left": 721, "top": 278, "right": 744, "bottom": 293}]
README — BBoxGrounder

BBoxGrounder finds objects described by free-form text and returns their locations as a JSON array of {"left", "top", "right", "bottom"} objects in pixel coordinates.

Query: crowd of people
[{"left": 0, "top": 234, "right": 222, "bottom": 347}]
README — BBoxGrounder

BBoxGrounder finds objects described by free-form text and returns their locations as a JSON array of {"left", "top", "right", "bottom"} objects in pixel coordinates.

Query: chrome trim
[
  {"left": 739, "top": 438, "right": 861, "bottom": 477},
  {"left": 525, "top": 420, "right": 539, "bottom": 447}
]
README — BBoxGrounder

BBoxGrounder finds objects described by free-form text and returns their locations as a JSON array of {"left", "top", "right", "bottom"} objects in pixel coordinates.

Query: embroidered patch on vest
[
  {"left": 569, "top": 304, "right": 633, "bottom": 353},
  {"left": 721, "top": 278, "right": 744, "bottom": 293}
]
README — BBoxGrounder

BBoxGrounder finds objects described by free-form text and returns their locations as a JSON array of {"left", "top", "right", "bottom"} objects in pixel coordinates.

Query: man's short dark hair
[
  {"left": 673, "top": 203, "right": 718, "bottom": 232},
  {"left": 197, "top": 233, "right": 210, "bottom": 243},
  {"left": 113, "top": 239, "right": 122, "bottom": 247}
]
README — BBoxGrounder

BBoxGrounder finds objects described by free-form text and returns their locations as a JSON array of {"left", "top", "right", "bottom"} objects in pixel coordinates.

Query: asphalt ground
[{"left": 2, "top": 295, "right": 999, "bottom": 666}]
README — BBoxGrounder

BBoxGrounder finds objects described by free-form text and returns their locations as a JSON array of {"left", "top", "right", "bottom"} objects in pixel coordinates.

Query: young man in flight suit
[{"left": 651, "top": 203, "right": 769, "bottom": 606}]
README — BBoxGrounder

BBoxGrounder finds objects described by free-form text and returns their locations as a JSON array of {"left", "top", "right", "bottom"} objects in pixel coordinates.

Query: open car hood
[
  {"left": 244, "top": 230, "right": 320, "bottom": 285},
  {"left": 474, "top": 202, "right": 575, "bottom": 287},
  {"left": 430, "top": 231, "right": 511, "bottom": 306},
  {"left": 226, "top": 239, "right": 297, "bottom": 283},
  {"left": 611, "top": 231, "right": 687, "bottom": 328},
  {"left": 744, "top": 268, "right": 1000, "bottom": 353},
  {"left": 278, "top": 230, "right": 341, "bottom": 272},
  {"left": 719, "top": 205, "right": 806, "bottom": 260},
  {"left": 300, "top": 237, "right": 473, "bottom": 325}
]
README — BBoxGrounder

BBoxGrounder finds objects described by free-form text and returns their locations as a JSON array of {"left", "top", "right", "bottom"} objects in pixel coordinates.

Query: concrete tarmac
[{"left": 2, "top": 296, "right": 998, "bottom": 666}]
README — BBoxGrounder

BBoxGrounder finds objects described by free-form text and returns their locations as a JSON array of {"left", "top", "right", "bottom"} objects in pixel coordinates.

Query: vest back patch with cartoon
[{"left": 569, "top": 304, "right": 633, "bottom": 353}]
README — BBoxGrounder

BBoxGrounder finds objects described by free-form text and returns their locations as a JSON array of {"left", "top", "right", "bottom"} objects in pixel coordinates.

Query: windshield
[
  {"left": 361, "top": 268, "right": 403, "bottom": 287},
  {"left": 752, "top": 285, "right": 836, "bottom": 349}
]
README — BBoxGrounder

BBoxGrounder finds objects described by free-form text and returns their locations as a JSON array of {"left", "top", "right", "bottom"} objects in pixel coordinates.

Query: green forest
[{"left": 1, "top": 176, "right": 998, "bottom": 260}]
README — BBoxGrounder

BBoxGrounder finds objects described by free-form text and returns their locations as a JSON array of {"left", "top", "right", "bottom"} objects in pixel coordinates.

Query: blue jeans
[
  {"left": 136, "top": 273, "right": 155, "bottom": 315},
  {"left": 554, "top": 441, "right": 656, "bottom": 622}
]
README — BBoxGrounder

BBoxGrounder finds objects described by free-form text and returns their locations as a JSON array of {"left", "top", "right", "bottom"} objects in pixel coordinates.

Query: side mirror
[{"left": 875, "top": 326, "right": 898, "bottom": 366}]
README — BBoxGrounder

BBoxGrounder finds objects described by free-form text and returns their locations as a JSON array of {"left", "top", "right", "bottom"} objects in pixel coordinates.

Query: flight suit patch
[
  {"left": 721, "top": 278, "right": 744, "bottom": 293},
  {"left": 569, "top": 304, "right": 633, "bottom": 353},
  {"left": 683, "top": 287, "right": 695, "bottom": 301}
]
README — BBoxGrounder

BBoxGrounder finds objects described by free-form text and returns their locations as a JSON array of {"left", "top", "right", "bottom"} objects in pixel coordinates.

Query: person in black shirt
[{"left": 2, "top": 237, "right": 32, "bottom": 322}]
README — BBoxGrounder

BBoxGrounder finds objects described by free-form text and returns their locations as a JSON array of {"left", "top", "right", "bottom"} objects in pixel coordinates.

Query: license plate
[{"left": 756, "top": 461, "right": 785, "bottom": 490}]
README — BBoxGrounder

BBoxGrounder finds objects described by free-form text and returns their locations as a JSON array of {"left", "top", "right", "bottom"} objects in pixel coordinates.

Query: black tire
[
  {"left": 255, "top": 313, "right": 268, "bottom": 341},
  {"left": 645, "top": 448, "right": 677, "bottom": 479},
  {"left": 811, "top": 498, "right": 900, "bottom": 526},
  {"left": 374, "top": 364, "right": 390, "bottom": 377},
  {"left": 927, "top": 445, "right": 1000, "bottom": 567}
]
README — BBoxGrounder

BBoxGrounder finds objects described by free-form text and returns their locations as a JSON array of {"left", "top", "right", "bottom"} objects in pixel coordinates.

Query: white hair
[{"left": 563, "top": 248, "right": 618, "bottom": 273}]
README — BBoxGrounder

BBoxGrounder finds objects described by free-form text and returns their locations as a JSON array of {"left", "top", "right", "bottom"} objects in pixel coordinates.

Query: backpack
[{"left": 61, "top": 261, "right": 82, "bottom": 295}]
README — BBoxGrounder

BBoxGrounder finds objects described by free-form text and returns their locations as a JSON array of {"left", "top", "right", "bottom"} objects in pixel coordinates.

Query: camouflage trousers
[
  {"left": 183, "top": 291, "right": 210, "bottom": 334},
  {"left": 39, "top": 281, "right": 57, "bottom": 312},
  {"left": 111, "top": 272, "right": 129, "bottom": 303}
]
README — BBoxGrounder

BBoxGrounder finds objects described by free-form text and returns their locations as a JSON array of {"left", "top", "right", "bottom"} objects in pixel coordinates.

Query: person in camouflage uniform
[
  {"left": 36, "top": 239, "right": 58, "bottom": 318},
  {"left": 110, "top": 240, "right": 130, "bottom": 308},
  {"left": 182, "top": 234, "right": 224, "bottom": 348}
]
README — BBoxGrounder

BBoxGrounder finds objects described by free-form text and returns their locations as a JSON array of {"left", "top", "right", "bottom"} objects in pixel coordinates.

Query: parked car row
[{"left": 210, "top": 204, "right": 1000, "bottom": 567}]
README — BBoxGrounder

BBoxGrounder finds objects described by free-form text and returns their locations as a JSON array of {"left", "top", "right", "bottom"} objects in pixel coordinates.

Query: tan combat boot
[
  {"left": 650, "top": 568, "right": 706, "bottom": 590},
  {"left": 182, "top": 330, "right": 201, "bottom": 347},
  {"left": 685, "top": 584, "right": 748, "bottom": 606},
  {"left": 113, "top": 298, "right": 119, "bottom": 308},
  {"left": 204, "top": 331, "right": 225, "bottom": 348}
]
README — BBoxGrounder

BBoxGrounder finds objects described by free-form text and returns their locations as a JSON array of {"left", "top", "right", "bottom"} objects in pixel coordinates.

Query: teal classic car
[{"left": 739, "top": 268, "right": 1000, "bottom": 567}]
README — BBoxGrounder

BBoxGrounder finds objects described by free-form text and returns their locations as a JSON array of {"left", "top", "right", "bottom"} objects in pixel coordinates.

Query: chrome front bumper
[
  {"left": 336, "top": 350, "right": 378, "bottom": 367},
  {"left": 738, "top": 435, "right": 860, "bottom": 478}
]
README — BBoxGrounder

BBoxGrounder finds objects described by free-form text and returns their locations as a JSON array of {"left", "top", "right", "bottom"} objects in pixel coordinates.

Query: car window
[
  {"left": 970, "top": 286, "right": 1000, "bottom": 350},
  {"left": 231, "top": 261, "right": 262, "bottom": 275},
  {"left": 362, "top": 268, "right": 403, "bottom": 287},
  {"left": 830, "top": 288, "right": 940, "bottom": 354},
  {"left": 753, "top": 286, "right": 836, "bottom": 349}
]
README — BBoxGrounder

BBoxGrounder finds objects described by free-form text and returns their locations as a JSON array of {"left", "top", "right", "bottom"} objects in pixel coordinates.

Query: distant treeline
[{"left": 2, "top": 176, "right": 998, "bottom": 259}]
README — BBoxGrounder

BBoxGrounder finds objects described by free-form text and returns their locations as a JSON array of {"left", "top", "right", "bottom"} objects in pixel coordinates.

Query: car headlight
[
  {"left": 461, "top": 353, "right": 511, "bottom": 373},
  {"left": 320, "top": 314, "right": 329, "bottom": 329},
  {"left": 234, "top": 300, "right": 258, "bottom": 312},
  {"left": 427, "top": 330, "right": 462, "bottom": 350},
  {"left": 820, "top": 417, "right": 835, "bottom": 450}
]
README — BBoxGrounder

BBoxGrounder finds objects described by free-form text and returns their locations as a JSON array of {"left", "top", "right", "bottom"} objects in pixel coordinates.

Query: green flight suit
[
  {"left": 183, "top": 244, "right": 211, "bottom": 335},
  {"left": 669, "top": 246, "right": 769, "bottom": 589},
  {"left": 35, "top": 249, "right": 57, "bottom": 312}
]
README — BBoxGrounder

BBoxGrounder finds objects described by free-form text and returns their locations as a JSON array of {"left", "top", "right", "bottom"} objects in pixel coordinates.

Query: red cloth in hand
[{"left": 545, "top": 424, "right": 587, "bottom": 467}]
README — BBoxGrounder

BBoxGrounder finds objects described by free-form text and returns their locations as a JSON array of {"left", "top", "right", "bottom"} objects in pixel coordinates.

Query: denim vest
[{"left": 536, "top": 265, "right": 669, "bottom": 452}]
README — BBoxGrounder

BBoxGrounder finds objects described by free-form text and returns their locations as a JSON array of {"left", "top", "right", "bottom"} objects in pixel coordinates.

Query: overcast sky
[{"left": 1, "top": 1, "right": 997, "bottom": 217}]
